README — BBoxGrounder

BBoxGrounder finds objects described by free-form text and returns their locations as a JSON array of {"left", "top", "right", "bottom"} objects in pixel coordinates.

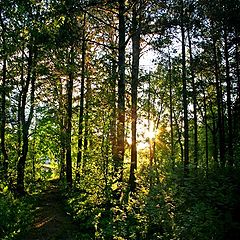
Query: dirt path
[{"left": 20, "top": 184, "right": 81, "bottom": 240}]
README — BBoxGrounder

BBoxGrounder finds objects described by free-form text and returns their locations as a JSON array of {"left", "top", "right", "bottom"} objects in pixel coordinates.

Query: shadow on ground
[{"left": 19, "top": 181, "right": 82, "bottom": 240}]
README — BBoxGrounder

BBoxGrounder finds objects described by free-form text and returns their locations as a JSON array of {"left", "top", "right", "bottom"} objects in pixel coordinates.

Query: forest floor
[{"left": 19, "top": 181, "right": 81, "bottom": 240}]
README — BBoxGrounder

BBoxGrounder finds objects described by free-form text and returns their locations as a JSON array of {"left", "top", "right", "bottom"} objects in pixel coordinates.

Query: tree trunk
[
  {"left": 83, "top": 75, "right": 90, "bottom": 169},
  {"left": 110, "top": 61, "right": 117, "bottom": 165},
  {"left": 224, "top": 27, "right": 233, "bottom": 166},
  {"left": 168, "top": 55, "right": 174, "bottom": 169},
  {"left": 60, "top": 116, "right": 66, "bottom": 180},
  {"left": 187, "top": 27, "right": 198, "bottom": 170},
  {"left": 202, "top": 81, "right": 209, "bottom": 176},
  {"left": 174, "top": 112, "right": 184, "bottom": 163},
  {"left": 54, "top": 78, "right": 66, "bottom": 180},
  {"left": 148, "top": 76, "right": 154, "bottom": 167},
  {"left": 17, "top": 133, "right": 29, "bottom": 194},
  {"left": 17, "top": 43, "right": 37, "bottom": 194},
  {"left": 1, "top": 57, "right": 9, "bottom": 180},
  {"left": 65, "top": 46, "right": 74, "bottom": 188},
  {"left": 76, "top": 14, "right": 86, "bottom": 182},
  {"left": 236, "top": 36, "right": 240, "bottom": 99},
  {"left": 181, "top": 0, "right": 189, "bottom": 175},
  {"left": 0, "top": 11, "right": 9, "bottom": 180},
  {"left": 115, "top": 0, "right": 126, "bottom": 182},
  {"left": 129, "top": 1, "right": 141, "bottom": 193},
  {"left": 212, "top": 35, "right": 225, "bottom": 166}
]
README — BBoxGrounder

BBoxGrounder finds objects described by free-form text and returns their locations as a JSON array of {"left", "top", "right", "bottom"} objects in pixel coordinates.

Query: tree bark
[
  {"left": 148, "top": 76, "right": 153, "bottom": 167},
  {"left": 181, "top": 0, "right": 189, "bottom": 175},
  {"left": 54, "top": 77, "right": 66, "bottom": 180},
  {"left": 212, "top": 35, "right": 225, "bottom": 166},
  {"left": 236, "top": 37, "right": 240, "bottom": 99},
  {"left": 168, "top": 55, "right": 174, "bottom": 169},
  {"left": 0, "top": 11, "right": 9, "bottom": 180},
  {"left": 76, "top": 14, "right": 86, "bottom": 182},
  {"left": 17, "top": 42, "right": 37, "bottom": 194},
  {"left": 65, "top": 46, "right": 74, "bottom": 188},
  {"left": 110, "top": 61, "right": 117, "bottom": 165},
  {"left": 202, "top": 80, "right": 209, "bottom": 176},
  {"left": 174, "top": 112, "right": 184, "bottom": 163},
  {"left": 115, "top": 0, "right": 126, "bottom": 182},
  {"left": 223, "top": 27, "right": 233, "bottom": 166},
  {"left": 129, "top": 1, "right": 141, "bottom": 193},
  {"left": 187, "top": 27, "right": 198, "bottom": 170}
]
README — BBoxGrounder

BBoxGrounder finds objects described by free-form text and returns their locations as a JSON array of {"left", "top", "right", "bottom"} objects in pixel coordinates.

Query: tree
[
  {"left": 129, "top": 0, "right": 142, "bottom": 193},
  {"left": 180, "top": 0, "right": 189, "bottom": 174},
  {"left": 115, "top": 0, "right": 126, "bottom": 183},
  {"left": 76, "top": 13, "right": 87, "bottom": 183},
  {"left": 0, "top": 9, "right": 9, "bottom": 180},
  {"left": 17, "top": 40, "right": 38, "bottom": 194}
]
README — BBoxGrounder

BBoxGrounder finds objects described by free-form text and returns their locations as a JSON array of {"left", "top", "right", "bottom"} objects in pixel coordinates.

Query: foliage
[
  {"left": 63, "top": 166, "right": 240, "bottom": 240},
  {"left": 171, "top": 168, "right": 240, "bottom": 240},
  {"left": 0, "top": 187, "right": 34, "bottom": 240},
  {"left": 0, "top": 0, "right": 240, "bottom": 239}
]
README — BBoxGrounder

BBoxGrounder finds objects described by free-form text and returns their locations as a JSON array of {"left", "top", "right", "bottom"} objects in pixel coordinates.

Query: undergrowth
[{"left": 0, "top": 184, "right": 35, "bottom": 240}]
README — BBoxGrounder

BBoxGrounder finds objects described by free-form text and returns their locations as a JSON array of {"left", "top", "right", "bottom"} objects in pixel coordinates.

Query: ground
[{"left": 20, "top": 182, "right": 82, "bottom": 240}]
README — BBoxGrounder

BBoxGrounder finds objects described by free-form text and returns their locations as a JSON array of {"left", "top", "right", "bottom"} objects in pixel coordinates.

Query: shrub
[{"left": 0, "top": 188, "right": 33, "bottom": 240}]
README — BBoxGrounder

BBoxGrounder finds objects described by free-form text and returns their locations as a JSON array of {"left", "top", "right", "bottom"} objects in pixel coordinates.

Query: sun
[
  {"left": 126, "top": 119, "right": 158, "bottom": 150},
  {"left": 146, "top": 129, "right": 156, "bottom": 140}
]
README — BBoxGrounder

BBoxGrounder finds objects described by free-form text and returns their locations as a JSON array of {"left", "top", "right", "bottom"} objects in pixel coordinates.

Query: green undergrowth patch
[
  {"left": 0, "top": 186, "right": 36, "bottom": 240},
  {"left": 62, "top": 167, "right": 240, "bottom": 240}
]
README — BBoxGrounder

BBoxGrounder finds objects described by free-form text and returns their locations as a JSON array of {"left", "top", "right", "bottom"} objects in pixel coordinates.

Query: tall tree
[
  {"left": 65, "top": 46, "right": 74, "bottom": 188},
  {"left": 168, "top": 55, "right": 174, "bottom": 169},
  {"left": 129, "top": 0, "right": 141, "bottom": 193},
  {"left": 17, "top": 41, "right": 37, "bottom": 194},
  {"left": 223, "top": 26, "right": 233, "bottom": 166},
  {"left": 115, "top": 0, "right": 126, "bottom": 183},
  {"left": 212, "top": 30, "right": 226, "bottom": 166},
  {"left": 0, "top": 10, "right": 9, "bottom": 180},
  {"left": 181, "top": 0, "right": 189, "bottom": 174},
  {"left": 76, "top": 13, "right": 87, "bottom": 182},
  {"left": 187, "top": 26, "right": 198, "bottom": 169}
]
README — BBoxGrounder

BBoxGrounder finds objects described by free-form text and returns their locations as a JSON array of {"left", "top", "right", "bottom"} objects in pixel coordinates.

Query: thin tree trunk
[
  {"left": 174, "top": 112, "right": 184, "bottom": 163},
  {"left": 17, "top": 43, "right": 37, "bottom": 194},
  {"left": 168, "top": 55, "right": 174, "bottom": 169},
  {"left": 65, "top": 46, "right": 74, "bottom": 188},
  {"left": 0, "top": 11, "right": 8, "bottom": 180},
  {"left": 129, "top": 1, "right": 141, "bottom": 193},
  {"left": 17, "top": 50, "right": 24, "bottom": 161},
  {"left": 110, "top": 62, "right": 117, "bottom": 200},
  {"left": 181, "top": 0, "right": 189, "bottom": 175},
  {"left": 202, "top": 81, "right": 209, "bottom": 176},
  {"left": 212, "top": 36, "right": 225, "bottom": 166},
  {"left": 54, "top": 78, "right": 66, "bottom": 180},
  {"left": 32, "top": 118, "right": 37, "bottom": 181},
  {"left": 224, "top": 27, "right": 233, "bottom": 166},
  {"left": 108, "top": 33, "right": 117, "bottom": 239},
  {"left": 60, "top": 109, "right": 66, "bottom": 180},
  {"left": 83, "top": 76, "right": 90, "bottom": 163},
  {"left": 148, "top": 76, "right": 154, "bottom": 167},
  {"left": 0, "top": 50, "right": 8, "bottom": 180},
  {"left": 115, "top": 0, "right": 126, "bottom": 182},
  {"left": 84, "top": 77, "right": 90, "bottom": 152},
  {"left": 110, "top": 61, "right": 117, "bottom": 163},
  {"left": 236, "top": 38, "right": 240, "bottom": 99},
  {"left": 76, "top": 14, "right": 86, "bottom": 182},
  {"left": 212, "top": 120, "right": 218, "bottom": 164},
  {"left": 187, "top": 27, "right": 198, "bottom": 170}
]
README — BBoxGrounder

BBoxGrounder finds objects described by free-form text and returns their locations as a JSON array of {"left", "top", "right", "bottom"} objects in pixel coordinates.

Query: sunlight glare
[
  {"left": 127, "top": 137, "right": 132, "bottom": 145},
  {"left": 138, "top": 142, "right": 149, "bottom": 150},
  {"left": 146, "top": 129, "right": 156, "bottom": 140}
]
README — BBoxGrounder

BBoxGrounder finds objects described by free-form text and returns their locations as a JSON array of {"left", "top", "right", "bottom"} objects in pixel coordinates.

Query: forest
[{"left": 0, "top": 0, "right": 240, "bottom": 239}]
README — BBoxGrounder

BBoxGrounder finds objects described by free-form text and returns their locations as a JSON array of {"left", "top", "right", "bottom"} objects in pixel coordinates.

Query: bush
[{"left": 0, "top": 188, "right": 33, "bottom": 240}]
